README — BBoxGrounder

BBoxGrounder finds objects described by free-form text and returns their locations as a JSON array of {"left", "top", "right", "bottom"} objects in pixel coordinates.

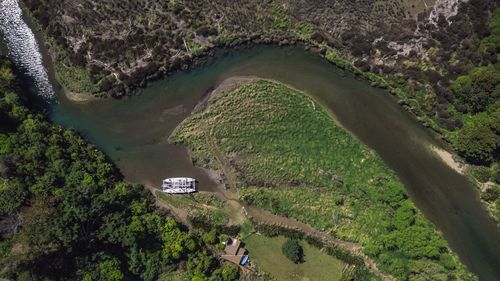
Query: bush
[
  {"left": 281, "top": 239, "right": 304, "bottom": 264},
  {"left": 454, "top": 122, "right": 498, "bottom": 164},
  {"left": 326, "top": 245, "right": 364, "bottom": 266},
  {"left": 221, "top": 263, "right": 239, "bottom": 281},
  {"left": 451, "top": 64, "right": 500, "bottom": 114},
  {"left": 471, "top": 166, "right": 492, "bottom": 182},
  {"left": 481, "top": 186, "right": 499, "bottom": 202},
  {"left": 493, "top": 165, "right": 500, "bottom": 184}
]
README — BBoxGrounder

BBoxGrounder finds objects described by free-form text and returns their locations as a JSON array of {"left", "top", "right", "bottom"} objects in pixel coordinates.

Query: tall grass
[{"left": 171, "top": 80, "right": 472, "bottom": 280}]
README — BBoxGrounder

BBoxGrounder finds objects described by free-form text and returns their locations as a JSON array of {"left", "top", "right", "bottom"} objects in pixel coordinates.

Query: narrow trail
[
  {"left": 146, "top": 77, "right": 395, "bottom": 280},
  {"left": 144, "top": 184, "right": 190, "bottom": 225},
  {"left": 244, "top": 205, "right": 394, "bottom": 281},
  {"left": 205, "top": 128, "right": 395, "bottom": 280},
  {"left": 149, "top": 178, "right": 394, "bottom": 281}
]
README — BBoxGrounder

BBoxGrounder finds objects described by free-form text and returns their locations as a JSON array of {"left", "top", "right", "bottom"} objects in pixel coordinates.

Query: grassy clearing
[
  {"left": 243, "top": 234, "right": 344, "bottom": 281},
  {"left": 171, "top": 79, "right": 473, "bottom": 280}
]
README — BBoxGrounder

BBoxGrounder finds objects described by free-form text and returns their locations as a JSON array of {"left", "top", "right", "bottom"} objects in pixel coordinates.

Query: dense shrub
[
  {"left": 471, "top": 166, "right": 492, "bottom": 183},
  {"left": 454, "top": 107, "right": 500, "bottom": 164},
  {"left": 451, "top": 64, "right": 500, "bottom": 114},
  {"left": 174, "top": 80, "right": 470, "bottom": 280},
  {"left": 281, "top": 239, "right": 304, "bottom": 263},
  {"left": 481, "top": 186, "right": 499, "bottom": 202},
  {"left": 0, "top": 56, "right": 229, "bottom": 280}
]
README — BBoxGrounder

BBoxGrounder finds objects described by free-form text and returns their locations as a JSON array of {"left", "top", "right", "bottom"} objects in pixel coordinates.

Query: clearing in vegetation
[
  {"left": 170, "top": 79, "right": 474, "bottom": 280},
  {"left": 243, "top": 234, "right": 344, "bottom": 281}
]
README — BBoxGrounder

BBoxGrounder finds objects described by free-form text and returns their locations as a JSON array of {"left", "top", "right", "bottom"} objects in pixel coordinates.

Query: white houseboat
[{"left": 162, "top": 177, "right": 197, "bottom": 194}]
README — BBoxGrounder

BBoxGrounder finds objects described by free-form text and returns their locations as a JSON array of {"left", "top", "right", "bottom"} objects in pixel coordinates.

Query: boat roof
[{"left": 163, "top": 177, "right": 196, "bottom": 181}]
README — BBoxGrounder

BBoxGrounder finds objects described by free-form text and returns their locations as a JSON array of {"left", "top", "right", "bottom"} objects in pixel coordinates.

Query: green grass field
[
  {"left": 243, "top": 235, "right": 344, "bottom": 281},
  {"left": 171, "top": 79, "right": 472, "bottom": 280}
]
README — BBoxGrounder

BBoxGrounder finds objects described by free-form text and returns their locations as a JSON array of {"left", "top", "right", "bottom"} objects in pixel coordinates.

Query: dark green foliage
[
  {"left": 206, "top": 262, "right": 239, "bottom": 281},
  {"left": 202, "top": 228, "right": 218, "bottom": 245},
  {"left": 189, "top": 215, "right": 240, "bottom": 236},
  {"left": 175, "top": 80, "right": 468, "bottom": 279},
  {"left": 454, "top": 105, "right": 500, "bottom": 164},
  {"left": 340, "top": 265, "right": 375, "bottom": 281},
  {"left": 493, "top": 165, "right": 500, "bottom": 184},
  {"left": 0, "top": 57, "right": 228, "bottom": 280},
  {"left": 450, "top": 10, "right": 500, "bottom": 168},
  {"left": 254, "top": 223, "right": 304, "bottom": 240},
  {"left": 451, "top": 64, "right": 500, "bottom": 114},
  {"left": 471, "top": 166, "right": 492, "bottom": 183},
  {"left": 187, "top": 250, "right": 217, "bottom": 279},
  {"left": 481, "top": 186, "right": 499, "bottom": 202},
  {"left": 220, "top": 263, "right": 239, "bottom": 281},
  {"left": 408, "top": 259, "right": 449, "bottom": 281},
  {"left": 324, "top": 245, "right": 364, "bottom": 266},
  {"left": 0, "top": 178, "right": 26, "bottom": 216},
  {"left": 281, "top": 239, "right": 303, "bottom": 264}
]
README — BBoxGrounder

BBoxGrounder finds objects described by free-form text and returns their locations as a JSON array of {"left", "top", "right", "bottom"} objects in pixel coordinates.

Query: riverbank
[
  {"left": 430, "top": 145, "right": 466, "bottom": 175},
  {"left": 429, "top": 144, "right": 499, "bottom": 225},
  {"left": 0, "top": 56, "right": 245, "bottom": 281},
  {"left": 18, "top": 1, "right": 499, "bottom": 213},
  {"left": 170, "top": 78, "right": 474, "bottom": 280},
  {"left": 44, "top": 45, "right": 500, "bottom": 279},
  {"left": 19, "top": 0, "right": 497, "bottom": 192}
]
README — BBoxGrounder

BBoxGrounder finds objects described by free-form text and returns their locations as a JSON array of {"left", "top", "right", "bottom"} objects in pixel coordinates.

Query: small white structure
[{"left": 162, "top": 177, "right": 197, "bottom": 194}]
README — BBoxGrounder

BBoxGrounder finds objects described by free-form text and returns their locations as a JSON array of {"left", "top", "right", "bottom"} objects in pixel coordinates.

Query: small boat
[{"left": 162, "top": 177, "right": 197, "bottom": 194}]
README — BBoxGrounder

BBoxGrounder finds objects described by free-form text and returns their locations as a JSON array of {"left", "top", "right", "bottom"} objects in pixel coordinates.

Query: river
[
  {"left": 1, "top": 4, "right": 500, "bottom": 280},
  {"left": 51, "top": 46, "right": 500, "bottom": 280}
]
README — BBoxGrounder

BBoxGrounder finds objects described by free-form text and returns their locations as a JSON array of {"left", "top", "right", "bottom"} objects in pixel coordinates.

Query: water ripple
[{"left": 0, "top": 0, "right": 54, "bottom": 99}]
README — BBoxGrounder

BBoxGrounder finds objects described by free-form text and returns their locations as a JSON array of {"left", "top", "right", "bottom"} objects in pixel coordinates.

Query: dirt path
[
  {"left": 146, "top": 168, "right": 394, "bottom": 281},
  {"left": 152, "top": 76, "right": 395, "bottom": 280},
  {"left": 144, "top": 184, "right": 190, "bottom": 225},
  {"left": 244, "top": 205, "right": 394, "bottom": 281}
]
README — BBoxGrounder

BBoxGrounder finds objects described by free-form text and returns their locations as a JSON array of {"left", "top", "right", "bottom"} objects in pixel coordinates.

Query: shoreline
[
  {"left": 429, "top": 145, "right": 466, "bottom": 175},
  {"left": 164, "top": 77, "right": 421, "bottom": 280},
  {"left": 192, "top": 76, "right": 257, "bottom": 114},
  {"left": 60, "top": 84, "right": 98, "bottom": 103}
]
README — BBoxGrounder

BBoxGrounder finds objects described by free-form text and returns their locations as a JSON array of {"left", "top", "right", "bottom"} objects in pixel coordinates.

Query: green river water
[{"left": 7, "top": 42, "right": 500, "bottom": 279}]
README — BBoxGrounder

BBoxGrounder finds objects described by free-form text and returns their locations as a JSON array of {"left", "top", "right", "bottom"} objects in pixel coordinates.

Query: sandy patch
[
  {"left": 430, "top": 145, "right": 465, "bottom": 174},
  {"left": 64, "top": 89, "right": 97, "bottom": 103}
]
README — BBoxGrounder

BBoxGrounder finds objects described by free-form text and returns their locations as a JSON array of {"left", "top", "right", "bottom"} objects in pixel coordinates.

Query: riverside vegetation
[
  {"left": 22, "top": 0, "right": 500, "bottom": 218},
  {"left": 170, "top": 79, "right": 474, "bottom": 280},
  {"left": 0, "top": 56, "right": 240, "bottom": 281}
]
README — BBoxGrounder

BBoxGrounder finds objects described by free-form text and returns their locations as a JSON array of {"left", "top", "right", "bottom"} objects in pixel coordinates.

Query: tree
[
  {"left": 282, "top": 239, "right": 304, "bottom": 263},
  {"left": 187, "top": 250, "right": 217, "bottom": 278},
  {"left": 451, "top": 64, "right": 500, "bottom": 113},
  {"left": 409, "top": 259, "right": 448, "bottom": 281},
  {"left": 98, "top": 258, "right": 124, "bottom": 281},
  {"left": 221, "top": 263, "right": 239, "bottom": 281},
  {"left": 0, "top": 178, "right": 26, "bottom": 216},
  {"left": 454, "top": 122, "right": 498, "bottom": 164},
  {"left": 0, "top": 56, "right": 225, "bottom": 280},
  {"left": 202, "top": 228, "right": 217, "bottom": 245}
]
